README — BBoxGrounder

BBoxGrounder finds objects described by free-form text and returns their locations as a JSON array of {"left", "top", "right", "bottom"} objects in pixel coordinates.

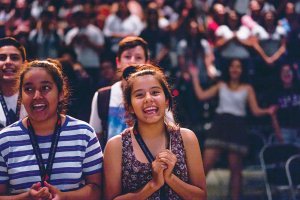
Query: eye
[
  {"left": 151, "top": 90, "right": 161, "bottom": 96},
  {"left": 134, "top": 92, "right": 144, "bottom": 98},
  {"left": 41, "top": 85, "right": 51, "bottom": 93},
  {"left": 23, "top": 86, "right": 34, "bottom": 94},
  {"left": 0, "top": 55, "right": 7, "bottom": 61},
  {"left": 10, "top": 55, "right": 21, "bottom": 61}
]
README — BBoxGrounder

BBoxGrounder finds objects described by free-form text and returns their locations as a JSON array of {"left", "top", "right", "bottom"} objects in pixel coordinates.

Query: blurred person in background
[
  {"left": 269, "top": 62, "right": 300, "bottom": 145},
  {"left": 64, "top": 9, "right": 104, "bottom": 92},
  {"left": 28, "top": 7, "right": 64, "bottom": 60},
  {"left": 103, "top": 1, "right": 144, "bottom": 53},
  {"left": 189, "top": 58, "right": 276, "bottom": 200},
  {"left": 140, "top": 2, "right": 172, "bottom": 72},
  {"left": 0, "top": 37, "right": 27, "bottom": 129}
]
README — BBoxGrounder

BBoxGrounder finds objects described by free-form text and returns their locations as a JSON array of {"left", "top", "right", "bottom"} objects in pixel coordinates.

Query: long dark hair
[{"left": 222, "top": 59, "right": 248, "bottom": 84}]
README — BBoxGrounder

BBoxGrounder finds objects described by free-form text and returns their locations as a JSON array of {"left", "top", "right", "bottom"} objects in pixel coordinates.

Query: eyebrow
[
  {"left": 132, "top": 86, "right": 162, "bottom": 93},
  {"left": 23, "top": 80, "right": 53, "bottom": 86}
]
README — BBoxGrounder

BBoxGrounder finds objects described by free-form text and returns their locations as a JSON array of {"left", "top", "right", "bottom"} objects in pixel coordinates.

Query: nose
[
  {"left": 144, "top": 92, "right": 153, "bottom": 102},
  {"left": 129, "top": 56, "right": 136, "bottom": 64},
  {"left": 33, "top": 90, "right": 42, "bottom": 99}
]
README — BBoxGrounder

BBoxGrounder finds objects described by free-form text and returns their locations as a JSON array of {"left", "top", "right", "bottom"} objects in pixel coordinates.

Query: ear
[
  {"left": 165, "top": 99, "right": 169, "bottom": 108},
  {"left": 58, "top": 92, "right": 64, "bottom": 102},
  {"left": 116, "top": 57, "right": 121, "bottom": 69},
  {"left": 128, "top": 105, "right": 135, "bottom": 114}
]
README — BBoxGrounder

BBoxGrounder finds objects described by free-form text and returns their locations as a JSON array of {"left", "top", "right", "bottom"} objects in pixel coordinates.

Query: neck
[
  {"left": 28, "top": 114, "right": 60, "bottom": 136},
  {"left": 136, "top": 121, "right": 166, "bottom": 139},
  {"left": 0, "top": 80, "right": 18, "bottom": 96}
]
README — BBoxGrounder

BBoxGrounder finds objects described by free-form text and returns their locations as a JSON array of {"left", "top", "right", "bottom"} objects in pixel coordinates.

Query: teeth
[
  {"left": 32, "top": 104, "right": 46, "bottom": 111},
  {"left": 144, "top": 107, "right": 157, "bottom": 114},
  {"left": 3, "top": 68, "right": 15, "bottom": 73}
]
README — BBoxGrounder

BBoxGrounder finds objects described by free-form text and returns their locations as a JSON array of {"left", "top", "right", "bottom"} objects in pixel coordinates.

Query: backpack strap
[{"left": 97, "top": 86, "right": 111, "bottom": 148}]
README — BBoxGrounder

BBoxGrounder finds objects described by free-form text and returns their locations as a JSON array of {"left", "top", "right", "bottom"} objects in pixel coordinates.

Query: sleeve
[
  {"left": 89, "top": 92, "right": 102, "bottom": 133},
  {"left": 82, "top": 129, "right": 103, "bottom": 175}
]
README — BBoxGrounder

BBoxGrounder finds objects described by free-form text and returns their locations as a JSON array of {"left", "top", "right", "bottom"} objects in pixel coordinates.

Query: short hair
[
  {"left": 117, "top": 36, "right": 149, "bottom": 61},
  {"left": 0, "top": 37, "right": 26, "bottom": 61}
]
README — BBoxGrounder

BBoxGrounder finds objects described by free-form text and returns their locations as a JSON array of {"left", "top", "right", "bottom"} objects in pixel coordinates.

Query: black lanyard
[
  {"left": 133, "top": 123, "right": 169, "bottom": 199},
  {"left": 27, "top": 115, "right": 62, "bottom": 186},
  {"left": 0, "top": 91, "right": 21, "bottom": 126}
]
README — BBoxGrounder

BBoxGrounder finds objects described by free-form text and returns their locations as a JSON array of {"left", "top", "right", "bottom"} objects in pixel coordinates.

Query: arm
[
  {"left": 252, "top": 39, "right": 273, "bottom": 65},
  {"left": 189, "top": 66, "right": 220, "bottom": 101},
  {"left": 247, "top": 85, "right": 274, "bottom": 116},
  {"left": 104, "top": 135, "right": 165, "bottom": 200},
  {"left": 158, "top": 128, "right": 206, "bottom": 200},
  {"left": 269, "top": 38, "right": 286, "bottom": 63},
  {"left": 214, "top": 36, "right": 231, "bottom": 49},
  {"left": 270, "top": 113, "right": 284, "bottom": 143}
]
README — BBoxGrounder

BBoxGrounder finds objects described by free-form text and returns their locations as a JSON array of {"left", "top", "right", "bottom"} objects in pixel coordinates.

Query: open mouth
[
  {"left": 143, "top": 106, "right": 158, "bottom": 115},
  {"left": 32, "top": 103, "right": 47, "bottom": 112},
  {"left": 2, "top": 68, "right": 17, "bottom": 76}
]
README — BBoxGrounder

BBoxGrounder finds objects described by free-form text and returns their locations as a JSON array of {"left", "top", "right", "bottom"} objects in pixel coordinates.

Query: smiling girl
[
  {"left": 103, "top": 64, "right": 206, "bottom": 200},
  {"left": 0, "top": 59, "right": 102, "bottom": 200}
]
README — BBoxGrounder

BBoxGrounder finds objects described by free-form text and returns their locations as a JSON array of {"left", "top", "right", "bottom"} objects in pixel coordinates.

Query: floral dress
[{"left": 121, "top": 127, "right": 188, "bottom": 199}]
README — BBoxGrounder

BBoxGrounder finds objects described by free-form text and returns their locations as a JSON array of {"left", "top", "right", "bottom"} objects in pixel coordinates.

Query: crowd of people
[{"left": 0, "top": 0, "right": 300, "bottom": 199}]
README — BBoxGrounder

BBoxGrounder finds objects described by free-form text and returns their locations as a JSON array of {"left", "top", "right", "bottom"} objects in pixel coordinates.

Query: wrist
[
  {"left": 149, "top": 180, "right": 162, "bottom": 192},
  {"left": 164, "top": 173, "right": 173, "bottom": 184}
]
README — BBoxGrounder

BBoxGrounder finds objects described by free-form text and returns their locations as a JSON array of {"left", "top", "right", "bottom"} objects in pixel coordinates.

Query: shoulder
[
  {"left": 179, "top": 128, "right": 198, "bottom": 146},
  {"left": 97, "top": 86, "right": 112, "bottom": 94},
  {"left": 65, "top": 115, "right": 95, "bottom": 133},
  {"left": 104, "top": 134, "right": 123, "bottom": 155}
]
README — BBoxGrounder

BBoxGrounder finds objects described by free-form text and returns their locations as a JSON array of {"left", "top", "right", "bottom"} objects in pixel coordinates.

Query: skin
[
  {"left": 104, "top": 74, "right": 206, "bottom": 200},
  {"left": 116, "top": 46, "right": 147, "bottom": 71}
]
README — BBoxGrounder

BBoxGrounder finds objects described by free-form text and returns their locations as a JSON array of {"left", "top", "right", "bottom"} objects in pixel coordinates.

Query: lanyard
[
  {"left": 0, "top": 91, "right": 21, "bottom": 126},
  {"left": 133, "top": 123, "right": 169, "bottom": 199},
  {"left": 27, "top": 115, "right": 62, "bottom": 186}
]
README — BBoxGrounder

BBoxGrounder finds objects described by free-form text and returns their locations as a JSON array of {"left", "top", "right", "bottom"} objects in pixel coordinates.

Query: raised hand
[
  {"left": 151, "top": 158, "right": 167, "bottom": 189},
  {"left": 157, "top": 149, "right": 177, "bottom": 181}
]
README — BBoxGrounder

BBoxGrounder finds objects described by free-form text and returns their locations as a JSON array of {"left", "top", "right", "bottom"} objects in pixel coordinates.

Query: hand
[
  {"left": 151, "top": 159, "right": 167, "bottom": 189},
  {"left": 157, "top": 149, "right": 177, "bottom": 181},
  {"left": 28, "top": 182, "right": 52, "bottom": 200},
  {"left": 267, "top": 105, "right": 278, "bottom": 115},
  {"left": 44, "top": 181, "right": 65, "bottom": 200},
  {"left": 264, "top": 56, "right": 275, "bottom": 66},
  {"left": 188, "top": 65, "right": 199, "bottom": 79}
]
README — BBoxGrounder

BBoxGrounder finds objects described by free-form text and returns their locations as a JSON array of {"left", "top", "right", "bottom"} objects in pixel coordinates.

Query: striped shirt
[{"left": 0, "top": 115, "right": 103, "bottom": 194}]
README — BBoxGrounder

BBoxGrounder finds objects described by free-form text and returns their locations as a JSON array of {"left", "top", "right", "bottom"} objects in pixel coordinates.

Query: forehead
[
  {"left": 0, "top": 46, "right": 22, "bottom": 55},
  {"left": 132, "top": 74, "right": 161, "bottom": 90},
  {"left": 121, "top": 46, "right": 146, "bottom": 57},
  {"left": 23, "top": 67, "right": 54, "bottom": 83}
]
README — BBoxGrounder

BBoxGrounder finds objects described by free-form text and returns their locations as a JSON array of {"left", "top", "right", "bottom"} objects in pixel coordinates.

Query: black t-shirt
[{"left": 271, "top": 86, "right": 300, "bottom": 128}]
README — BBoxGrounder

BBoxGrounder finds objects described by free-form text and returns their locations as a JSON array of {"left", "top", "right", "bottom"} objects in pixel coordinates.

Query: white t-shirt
[{"left": 0, "top": 93, "right": 27, "bottom": 128}]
